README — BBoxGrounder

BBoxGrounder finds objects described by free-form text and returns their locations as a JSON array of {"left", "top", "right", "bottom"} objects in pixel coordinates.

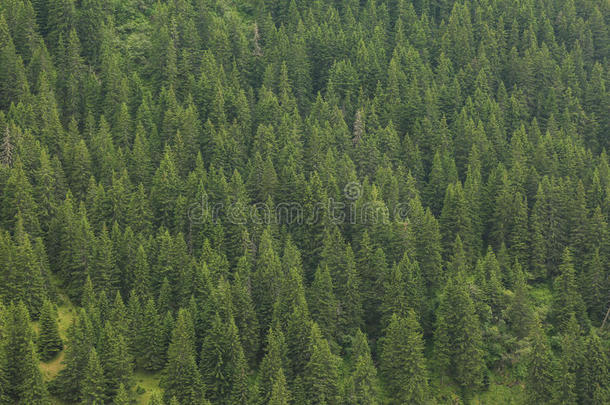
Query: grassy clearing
[
  {"left": 134, "top": 370, "right": 162, "bottom": 404},
  {"left": 37, "top": 293, "right": 76, "bottom": 381}
]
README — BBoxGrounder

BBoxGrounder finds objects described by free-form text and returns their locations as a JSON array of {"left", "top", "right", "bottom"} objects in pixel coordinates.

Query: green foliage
[
  {"left": 525, "top": 320, "right": 555, "bottom": 405},
  {"left": 37, "top": 299, "right": 63, "bottom": 361},
  {"left": 81, "top": 347, "right": 105, "bottom": 404},
  {"left": 5, "top": 302, "right": 50, "bottom": 404},
  {"left": 381, "top": 312, "right": 427, "bottom": 404},
  {"left": 0, "top": 0, "right": 607, "bottom": 403},
  {"left": 434, "top": 271, "right": 485, "bottom": 393},
  {"left": 303, "top": 324, "right": 341, "bottom": 405}
]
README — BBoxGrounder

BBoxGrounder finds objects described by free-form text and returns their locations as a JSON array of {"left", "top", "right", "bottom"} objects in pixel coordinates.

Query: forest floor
[{"left": 133, "top": 370, "right": 162, "bottom": 404}]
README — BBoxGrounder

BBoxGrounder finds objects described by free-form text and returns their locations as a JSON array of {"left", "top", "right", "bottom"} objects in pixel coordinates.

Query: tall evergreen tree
[
  {"left": 37, "top": 298, "right": 63, "bottom": 361},
  {"left": 381, "top": 311, "right": 428, "bottom": 404},
  {"left": 434, "top": 271, "right": 485, "bottom": 393},
  {"left": 161, "top": 309, "right": 207, "bottom": 405},
  {"left": 5, "top": 302, "right": 50, "bottom": 404},
  {"left": 81, "top": 347, "right": 105, "bottom": 405},
  {"left": 552, "top": 248, "right": 589, "bottom": 332},
  {"left": 525, "top": 320, "right": 555, "bottom": 405},
  {"left": 303, "top": 323, "right": 340, "bottom": 405}
]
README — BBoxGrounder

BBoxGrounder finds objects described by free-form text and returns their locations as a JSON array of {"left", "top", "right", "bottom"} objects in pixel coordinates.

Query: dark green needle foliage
[
  {"left": 380, "top": 312, "right": 427, "bottom": 404},
  {"left": 37, "top": 298, "right": 63, "bottom": 361},
  {"left": 0, "top": 0, "right": 607, "bottom": 403}
]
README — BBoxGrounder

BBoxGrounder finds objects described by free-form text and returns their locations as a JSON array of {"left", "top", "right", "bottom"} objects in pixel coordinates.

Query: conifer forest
[{"left": 0, "top": 0, "right": 609, "bottom": 403}]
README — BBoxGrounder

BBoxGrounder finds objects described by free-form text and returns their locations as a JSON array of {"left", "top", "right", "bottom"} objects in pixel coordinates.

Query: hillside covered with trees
[{"left": 0, "top": 0, "right": 609, "bottom": 403}]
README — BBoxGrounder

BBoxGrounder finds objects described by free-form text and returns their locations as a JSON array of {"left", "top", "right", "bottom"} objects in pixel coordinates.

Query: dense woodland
[{"left": 0, "top": 0, "right": 609, "bottom": 403}]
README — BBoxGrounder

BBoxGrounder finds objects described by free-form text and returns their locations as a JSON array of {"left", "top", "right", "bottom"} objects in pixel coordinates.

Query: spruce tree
[
  {"left": 303, "top": 323, "right": 340, "bottom": 405},
  {"left": 113, "top": 383, "right": 129, "bottom": 405},
  {"left": 199, "top": 312, "right": 245, "bottom": 404},
  {"left": 231, "top": 262, "right": 260, "bottom": 366},
  {"left": 138, "top": 298, "right": 165, "bottom": 371},
  {"left": 161, "top": 309, "right": 207, "bottom": 405},
  {"left": 51, "top": 309, "right": 94, "bottom": 402},
  {"left": 269, "top": 367, "right": 291, "bottom": 405},
  {"left": 253, "top": 228, "right": 283, "bottom": 336},
  {"left": 260, "top": 327, "right": 288, "bottom": 403},
  {"left": 81, "top": 347, "right": 105, "bottom": 405},
  {"left": 348, "top": 330, "right": 378, "bottom": 405},
  {"left": 552, "top": 248, "right": 589, "bottom": 333},
  {"left": 380, "top": 312, "right": 428, "bottom": 404},
  {"left": 578, "top": 330, "right": 609, "bottom": 404},
  {"left": 506, "top": 261, "right": 534, "bottom": 338},
  {"left": 37, "top": 298, "right": 63, "bottom": 361},
  {"left": 99, "top": 322, "right": 133, "bottom": 401},
  {"left": 434, "top": 272, "right": 485, "bottom": 393},
  {"left": 525, "top": 320, "right": 555, "bottom": 405},
  {"left": 5, "top": 302, "right": 50, "bottom": 404},
  {"left": 308, "top": 265, "right": 337, "bottom": 341}
]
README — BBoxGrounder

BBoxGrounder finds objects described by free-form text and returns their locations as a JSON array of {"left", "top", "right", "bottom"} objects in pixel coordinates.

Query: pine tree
[
  {"left": 37, "top": 298, "right": 63, "bottom": 361},
  {"left": 381, "top": 312, "right": 428, "bottom": 404}
]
